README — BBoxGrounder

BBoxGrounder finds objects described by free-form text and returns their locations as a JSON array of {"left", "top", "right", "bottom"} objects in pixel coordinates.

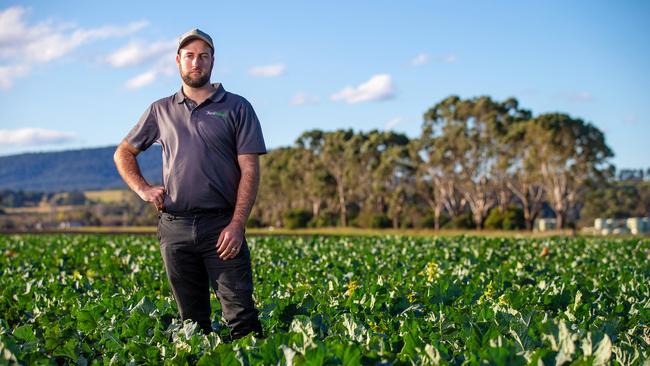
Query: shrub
[
  {"left": 369, "top": 214, "right": 391, "bottom": 229},
  {"left": 283, "top": 209, "right": 313, "bottom": 229},
  {"left": 355, "top": 211, "right": 392, "bottom": 228},
  {"left": 484, "top": 206, "right": 526, "bottom": 230},
  {"left": 416, "top": 212, "right": 451, "bottom": 229},
  {"left": 443, "top": 212, "right": 476, "bottom": 229},
  {"left": 484, "top": 208, "right": 504, "bottom": 230},
  {"left": 309, "top": 212, "right": 338, "bottom": 228},
  {"left": 247, "top": 217, "right": 264, "bottom": 228},
  {"left": 502, "top": 206, "right": 525, "bottom": 230}
]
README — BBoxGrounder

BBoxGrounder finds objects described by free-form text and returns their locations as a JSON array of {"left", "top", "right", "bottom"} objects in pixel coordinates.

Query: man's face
[{"left": 176, "top": 39, "right": 213, "bottom": 88}]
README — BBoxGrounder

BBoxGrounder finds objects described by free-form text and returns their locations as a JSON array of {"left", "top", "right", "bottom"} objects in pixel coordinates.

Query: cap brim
[{"left": 177, "top": 36, "right": 214, "bottom": 53}]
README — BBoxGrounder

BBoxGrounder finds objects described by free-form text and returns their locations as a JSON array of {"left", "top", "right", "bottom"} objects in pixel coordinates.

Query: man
[{"left": 113, "top": 28, "right": 266, "bottom": 339}]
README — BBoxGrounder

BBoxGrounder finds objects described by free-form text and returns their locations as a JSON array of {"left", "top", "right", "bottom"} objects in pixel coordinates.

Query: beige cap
[{"left": 177, "top": 28, "right": 214, "bottom": 54}]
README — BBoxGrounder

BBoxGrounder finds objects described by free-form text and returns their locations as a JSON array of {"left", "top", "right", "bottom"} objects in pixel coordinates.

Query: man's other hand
[
  {"left": 216, "top": 223, "right": 245, "bottom": 260},
  {"left": 137, "top": 185, "right": 166, "bottom": 211}
]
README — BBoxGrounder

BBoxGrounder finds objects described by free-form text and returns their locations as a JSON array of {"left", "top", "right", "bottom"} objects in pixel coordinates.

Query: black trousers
[{"left": 157, "top": 211, "right": 263, "bottom": 338}]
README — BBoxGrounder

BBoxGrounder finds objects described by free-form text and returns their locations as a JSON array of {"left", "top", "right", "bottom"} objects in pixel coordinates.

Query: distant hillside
[{"left": 0, "top": 145, "right": 162, "bottom": 192}]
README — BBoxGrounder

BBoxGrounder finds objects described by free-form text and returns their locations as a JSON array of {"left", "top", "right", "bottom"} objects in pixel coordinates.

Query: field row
[{"left": 1, "top": 235, "right": 648, "bottom": 365}]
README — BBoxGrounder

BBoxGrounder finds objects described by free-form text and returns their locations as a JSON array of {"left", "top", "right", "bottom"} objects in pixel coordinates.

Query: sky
[{"left": 0, "top": 1, "right": 648, "bottom": 169}]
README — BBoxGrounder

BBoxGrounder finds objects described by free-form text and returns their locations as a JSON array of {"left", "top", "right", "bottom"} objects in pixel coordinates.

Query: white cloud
[
  {"left": 411, "top": 53, "right": 430, "bottom": 66},
  {"left": 385, "top": 117, "right": 403, "bottom": 130},
  {"left": 330, "top": 74, "right": 395, "bottom": 104},
  {"left": 124, "top": 58, "right": 176, "bottom": 90},
  {"left": 411, "top": 52, "right": 456, "bottom": 66},
  {"left": 106, "top": 39, "right": 175, "bottom": 68},
  {"left": 125, "top": 70, "right": 157, "bottom": 89},
  {"left": 0, "top": 128, "right": 75, "bottom": 145},
  {"left": 0, "top": 64, "right": 29, "bottom": 89},
  {"left": 0, "top": 5, "right": 147, "bottom": 89},
  {"left": 570, "top": 91, "right": 593, "bottom": 102},
  {"left": 623, "top": 114, "right": 638, "bottom": 126},
  {"left": 248, "top": 63, "right": 286, "bottom": 77},
  {"left": 21, "top": 21, "right": 149, "bottom": 64},
  {"left": 290, "top": 92, "right": 319, "bottom": 106},
  {"left": 443, "top": 53, "right": 457, "bottom": 63}
]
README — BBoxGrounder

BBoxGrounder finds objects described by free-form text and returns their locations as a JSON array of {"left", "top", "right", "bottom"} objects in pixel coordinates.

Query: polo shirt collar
[{"left": 175, "top": 83, "right": 226, "bottom": 104}]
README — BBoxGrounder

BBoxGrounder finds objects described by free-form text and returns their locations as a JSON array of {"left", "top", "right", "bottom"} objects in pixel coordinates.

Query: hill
[{"left": 0, "top": 145, "right": 162, "bottom": 192}]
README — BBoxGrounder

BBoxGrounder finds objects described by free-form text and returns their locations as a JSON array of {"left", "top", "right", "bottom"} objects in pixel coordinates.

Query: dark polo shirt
[{"left": 125, "top": 83, "right": 266, "bottom": 212}]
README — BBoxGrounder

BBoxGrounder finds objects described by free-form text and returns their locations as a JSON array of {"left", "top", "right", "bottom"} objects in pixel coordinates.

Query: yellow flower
[
  {"left": 497, "top": 294, "right": 508, "bottom": 306},
  {"left": 368, "top": 320, "right": 381, "bottom": 333},
  {"left": 425, "top": 261, "right": 439, "bottom": 282},
  {"left": 478, "top": 281, "right": 495, "bottom": 304},
  {"left": 72, "top": 270, "right": 82, "bottom": 280},
  {"left": 407, "top": 291, "right": 417, "bottom": 303},
  {"left": 345, "top": 281, "right": 359, "bottom": 297}
]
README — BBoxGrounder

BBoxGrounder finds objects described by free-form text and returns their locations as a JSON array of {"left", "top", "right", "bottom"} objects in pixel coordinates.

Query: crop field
[{"left": 1, "top": 235, "right": 648, "bottom": 365}]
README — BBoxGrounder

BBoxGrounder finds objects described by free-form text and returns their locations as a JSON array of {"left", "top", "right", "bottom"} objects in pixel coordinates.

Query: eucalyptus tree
[
  {"left": 257, "top": 147, "right": 303, "bottom": 227},
  {"left": 503, "top": 123, "right": 546, "bottom": 230},
  {"left": 422, "top": 95, "right": 529, "bottom": 228},
  {"left": 522, "top": 113, "right": 613, "bottom": 228},
  {"left": 365, "top": 131, "right": 413, "bottom": 228},
  {"left": 357, "top": 131, "right": 411, "bottom": 218},
  {"left": 290, "top": 137, "right": 337, "bottom": 221},
  {"left": 297, "top": 129, "right": 358, "bottom": 226},
  {"left": 411, "top": 138, "right": 447, "bottom": 229}
]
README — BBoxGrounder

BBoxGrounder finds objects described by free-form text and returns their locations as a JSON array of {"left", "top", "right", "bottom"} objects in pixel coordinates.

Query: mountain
[{"left": 0, "top": 145, "right": 162, "bottom": 192}]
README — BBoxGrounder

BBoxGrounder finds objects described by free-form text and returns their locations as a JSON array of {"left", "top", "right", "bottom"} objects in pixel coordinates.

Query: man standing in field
[{"left": 113, "top": 28, "right": 266, "bottom": 339}]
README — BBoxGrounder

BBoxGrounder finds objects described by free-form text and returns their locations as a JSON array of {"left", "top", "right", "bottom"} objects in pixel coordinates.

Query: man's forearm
[
  {"left": 113, "top": 141, "right": 149, "bottom": 194},
  {"left": 231, "top": 155, "right": 260, "bottom": 228}
]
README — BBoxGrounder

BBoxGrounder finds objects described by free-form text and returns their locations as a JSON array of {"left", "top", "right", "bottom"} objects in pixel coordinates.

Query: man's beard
[{"left": 180, "top": 66, "right": 212, "bottom": 88}]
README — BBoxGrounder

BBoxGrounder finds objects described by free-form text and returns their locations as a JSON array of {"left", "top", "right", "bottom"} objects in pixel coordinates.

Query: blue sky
[{"left": 1, "top": 1, "right": 648, "bottom": 169}]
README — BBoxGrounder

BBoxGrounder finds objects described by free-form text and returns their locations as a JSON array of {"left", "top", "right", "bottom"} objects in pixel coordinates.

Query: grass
[
  {"left": 84, "top": 189, "right": 130, "bottom": 203},
  {"left": 2, "top": 226, "right": 593, "bottom": 238},
  {"left": 4, "top": 205, "right": 77, "bottom": 214}
]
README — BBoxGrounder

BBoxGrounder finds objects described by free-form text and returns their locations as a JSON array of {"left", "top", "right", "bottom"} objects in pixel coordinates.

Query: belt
[{"left": 161, "top": 207, "right": 233, "bottom": 217}]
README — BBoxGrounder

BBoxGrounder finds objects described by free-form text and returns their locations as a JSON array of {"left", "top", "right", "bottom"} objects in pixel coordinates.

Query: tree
[
  {"left": 297, "top": 129, "right": 358, "bottom": 226},
  {"left": 356, "top": 130, "right": 411, "bottom": 226},
  {"left": 421, "top": 96, "right": 529, "bottom": 229},
  {"left": 503, "top": 123, "right": 546, "bottom": 230},
  {"left": 371, "top": 134, "right": 413, "bottom": 228},
  {"left": 522, "top": 113, "right": 613, "bottom": 228},
  {"left": 295, "top": 130, "right": 336, "bottom": 220},
  {"left": 412, "top": 139, "right": 449, "bottom": 230},
  {"left": 257, "top": 147, "right": 301, "bottom": 227}
]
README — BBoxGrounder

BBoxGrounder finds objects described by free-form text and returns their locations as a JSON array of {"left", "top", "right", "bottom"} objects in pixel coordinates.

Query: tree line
[
  {"left": 1, "top": 94, "right": 647, "bottom": 231},
  {"left": 252, "top": 95, "right": 648, "bottom": 230}
]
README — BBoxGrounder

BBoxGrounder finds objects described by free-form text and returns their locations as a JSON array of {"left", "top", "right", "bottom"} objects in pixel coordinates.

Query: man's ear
[{"left": 175, "top": 53, "right": 180, "bottom": 67}]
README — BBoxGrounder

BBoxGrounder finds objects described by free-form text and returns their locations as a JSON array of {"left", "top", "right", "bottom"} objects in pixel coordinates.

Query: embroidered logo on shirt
[{"left": 206, "top": 111, "right": 228, "bottom": 118}]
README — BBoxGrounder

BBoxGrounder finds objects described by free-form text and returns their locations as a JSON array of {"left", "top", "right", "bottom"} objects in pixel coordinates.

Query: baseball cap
[{"left": 177, "top": 28, "right": 214, "bottom": 54}]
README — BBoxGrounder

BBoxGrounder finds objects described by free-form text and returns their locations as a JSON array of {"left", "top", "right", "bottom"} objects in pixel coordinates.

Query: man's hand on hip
[
  {"left": 217, "top": 222, "right": 245, "bottom": 260},
  {"left": 137, "top": 185, "right": 166, "bottom": 211}
]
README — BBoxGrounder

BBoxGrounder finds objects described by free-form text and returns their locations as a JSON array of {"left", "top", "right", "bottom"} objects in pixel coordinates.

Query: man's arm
[
  {"left": 217, "top": 153, "right": 260, "bottom": 260},
  {"left": 113, "top": 140, "right": 165, "bottom": 210}
]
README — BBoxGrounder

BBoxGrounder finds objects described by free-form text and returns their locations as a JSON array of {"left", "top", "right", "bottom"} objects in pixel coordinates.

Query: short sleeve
[
  {"left": 236, "top": 99, "right": 267, "bottom": 155},
  {"left": 125, "top": 104, "right": 160, "bottom": 151}
]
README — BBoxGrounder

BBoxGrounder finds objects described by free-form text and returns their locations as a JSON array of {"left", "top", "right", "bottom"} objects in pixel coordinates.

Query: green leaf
[
  {"left": 0, "top": 337, "right": 19, "bottom": 363},
  {"left": 341, "top": 343, "right": 362, "bottom": 366},
  {"left": 399, "top": 332, "right": 419, "bottom": 359},
  {"left": 53, "top": 338, "right": 78, "bottom": 360},
  {"left": 130, "top": 296, "right": 156, "bottom": 316},
  {"left": 340, "top": 314, "right": 368, "bottom": 344},
  {"left": 76, "top": 310, "right": 97, "bottom": 333},
  {"left": 303, "top": 342, "right": 326, "bottom": 366},
  {"left": 13, "top": 324, "right": 36, "bottom": 342},
  {"left": 592, "top": 334, "right": 612, "bottom": 366}
]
